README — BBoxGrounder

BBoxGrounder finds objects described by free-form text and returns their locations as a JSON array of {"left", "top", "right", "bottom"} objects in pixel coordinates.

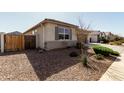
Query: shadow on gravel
[
  {"left": 25, "top": 48, "right": 80, "bottom": 81},
  {"left": 0, "top": 51, "right": 24, "bottom": 56}
]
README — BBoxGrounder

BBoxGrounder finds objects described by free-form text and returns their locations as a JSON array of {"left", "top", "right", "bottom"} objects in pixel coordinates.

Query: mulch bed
[{"left": 0, "top": 48, "right": 115, "bottom": 81}]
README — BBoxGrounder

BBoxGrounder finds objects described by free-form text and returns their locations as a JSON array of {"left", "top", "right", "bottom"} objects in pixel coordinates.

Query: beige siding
[
  {"left": 35, "top": 26, "right": 43, "bottom": 48},
  {"left": 45, "top": 41, "right": 77, "bottom": 50},
  {"left": 24, "top": 31, "right": 32, "bottom": 35},
  {"left": 44, "top": 23, "right": 77, "bottom": 50},
  {"left": 71, "top": 28, "right": 77, "bottom": 40},
  {"left": 24, "top": 26, "right": 44, "bottom": 48},
  {"left": 44, "top": 23, "right": 77, "bottom": 41},
  {"left": 44, "top": 23, "right": 55, "bottom": 41},
  {"left": 24, "top": 22, "right": 78, "bottom": 50},
  {"left": 87, "top": 34, "right": 98, "bottom": 43}
]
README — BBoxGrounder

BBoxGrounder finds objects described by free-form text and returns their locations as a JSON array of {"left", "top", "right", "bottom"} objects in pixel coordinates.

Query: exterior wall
[
  {"left": 71, "top": 27, "right": 77, "bottom": 40},
  {"left": 44, "top": 23, "right": 77, "bottom": 41},
  {"left": 44, "top": 23, "right": 77, "bottom": 50},
  {"left": 44, "top": 23, "right": 55, "bottom": 41},
  {"left": 107, "top": 34, "right": 115, "bottom": 41},
  {"left": 24, "top": 31, "right": 32, "bottom": 35},
  {"left": 45, "top": 40, "right": 77, "bottom": 50},
  {"left": 87, "top": 34, "right": 98, "bottom": 43},
  {"left": 24, "top": 26, "right": 44, "bottom": 48},
  {"left": 35, "top": 26, "right": 44, "bottom": 48},
  {"left": 24, "top": 23, "right": 78, "bottom": 50},
  {"left": 109, "top": 35, "right": 115, "bottom": 41}
]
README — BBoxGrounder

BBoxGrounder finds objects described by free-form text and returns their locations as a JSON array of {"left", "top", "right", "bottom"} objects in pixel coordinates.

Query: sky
[{"left": 0, "top": 12, "right": 124, "bottom": 36}]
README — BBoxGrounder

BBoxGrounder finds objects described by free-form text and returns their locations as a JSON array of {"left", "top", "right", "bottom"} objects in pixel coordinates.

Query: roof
[
  {"left": 0, "top": 32, "right": 5, "bottom": 34},
  {"left": 24, "top": 18, "right": 79, "bottom": 34},
  {"left": 89, "top": 30, "right": 101, "bottom": 35},
  {"left": 6, "top": 31, "right": 22, "bottom": 35},
  {"left": 78, "top": 28, "right": 100, "bottom": 34},
  {"left": 101, "top": 32, "right": 113, "bottom": 36}
]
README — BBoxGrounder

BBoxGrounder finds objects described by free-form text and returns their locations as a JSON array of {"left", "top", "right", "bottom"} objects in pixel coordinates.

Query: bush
[
  {"left": 95, "top": 54, "right": 104, "bottom": 60},
  {"left": 100, "top": 37, "right": 109, "bottom": 43},
  {"left": 92, "top": 44, "right": 120, "bottom": 56},
  {"left": 69, "top": 52, "right": 78, "bottom": 57},
  {"left": 111, "top": 51, "right": 120, "bottom": 56},
  {"left": 102, "top": 39, "right": 109, "bottom": 43}
]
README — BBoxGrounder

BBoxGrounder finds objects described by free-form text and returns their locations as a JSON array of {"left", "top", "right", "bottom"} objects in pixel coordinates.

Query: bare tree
[{"left": 76, "top": 17, "right": 91, "bottom": 67}]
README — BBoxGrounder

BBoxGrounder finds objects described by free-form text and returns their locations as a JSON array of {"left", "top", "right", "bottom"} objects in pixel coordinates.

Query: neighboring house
[
  {"left": 7, "top": 31, "right": 22, "bottom": 35},
  {"left": 100, "top": 32, "right": 115, "bottom": 41},
  {"left": 24, "top": 19, "right": 78, "bottom": 50},
  {"left": 87, "top": 31, "right": 100, "bottom": 43}
]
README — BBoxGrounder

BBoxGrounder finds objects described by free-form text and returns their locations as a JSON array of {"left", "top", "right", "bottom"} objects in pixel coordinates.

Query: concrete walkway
[{"left": 99, "top": 44, "right": 124, "bottom": 81}]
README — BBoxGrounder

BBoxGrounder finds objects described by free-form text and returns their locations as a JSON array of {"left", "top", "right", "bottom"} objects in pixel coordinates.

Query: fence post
[{"left": 1, "top": 33, "right": 4, "bottom": 53}]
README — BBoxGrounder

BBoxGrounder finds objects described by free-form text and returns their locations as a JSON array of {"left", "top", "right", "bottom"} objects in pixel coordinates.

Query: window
[{"left": 58, "top": 27, "right": 70, "bottom": 40}]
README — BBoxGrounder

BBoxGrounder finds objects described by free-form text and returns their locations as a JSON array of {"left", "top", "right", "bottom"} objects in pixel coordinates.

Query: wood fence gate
[
  {"left": 4, "top": 35, "right": 24, "bottom": 51},
  {"left": 24, "top": 35, "right": 36, "bottom": 49}
]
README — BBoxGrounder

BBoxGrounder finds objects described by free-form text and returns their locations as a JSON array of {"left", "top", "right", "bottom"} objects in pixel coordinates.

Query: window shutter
[
  {"left": 70, "top": 29, "right": 72, "bottom": 40},
  {"left": 55, "top": 27, "right": 58, "bottom": 40}
]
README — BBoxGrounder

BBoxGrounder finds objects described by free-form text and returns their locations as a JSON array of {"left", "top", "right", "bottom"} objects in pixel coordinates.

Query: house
[
  {"left": 24, "top": 19, "right": 78, "bottom": 50},
  {"left": 7, "top": 31, "right": 22, "bottom": 35},
  {"left": 87, "top": 31, "right": 100, "bottom": 43},
  {"left": 100, "top": 32, "right": 115, "bottom": 41}
]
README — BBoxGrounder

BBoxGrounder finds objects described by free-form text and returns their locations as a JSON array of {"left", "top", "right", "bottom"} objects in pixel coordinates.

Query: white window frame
[{"left": 58, "top": 27, "right": 70, "bottom": 40}]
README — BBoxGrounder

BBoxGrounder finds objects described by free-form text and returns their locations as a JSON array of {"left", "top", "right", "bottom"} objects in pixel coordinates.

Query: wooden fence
[
  {"left": 4, "top": 35, "right": 24, "bottom": 51},
  {"left": 24, "top": 35, "right": 36, "bottom": 49},
  {"left": 4, "top": 35, "right": 36, "bottom": 52}
]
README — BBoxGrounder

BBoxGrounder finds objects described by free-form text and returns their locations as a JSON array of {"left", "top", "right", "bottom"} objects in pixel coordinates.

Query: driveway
[{"left": 98, "top": 44, "right": 124, "bottom": 81}]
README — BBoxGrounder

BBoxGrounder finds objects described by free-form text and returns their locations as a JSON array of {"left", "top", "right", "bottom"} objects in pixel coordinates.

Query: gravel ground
[{"left": 0, "top": 48, "right": 115, "bottom": 81}]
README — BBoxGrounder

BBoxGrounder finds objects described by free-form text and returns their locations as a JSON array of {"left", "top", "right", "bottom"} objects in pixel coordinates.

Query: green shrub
[
  {"left": 99, "top": 36, "right": 109, "bottom": 43},
  {"left": 92, "top": 44, "right": 120, "bottom": 56},
  {"left": 102, "top": 39, "right": 109, "bottom": 43},
  {"left": 69, "top": 52, "right": 78, "bottom": 57},
  {"left": 111, "top": 51, "right": 120, "bottom": 56},
  {"left": 95, "top": 54, "right": 104, "bottom": 60}
]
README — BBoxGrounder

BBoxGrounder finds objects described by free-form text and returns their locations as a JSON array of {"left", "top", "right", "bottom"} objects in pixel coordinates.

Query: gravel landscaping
[{"left": 0, "top": 48, "right": 115, "bottom": 81}]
